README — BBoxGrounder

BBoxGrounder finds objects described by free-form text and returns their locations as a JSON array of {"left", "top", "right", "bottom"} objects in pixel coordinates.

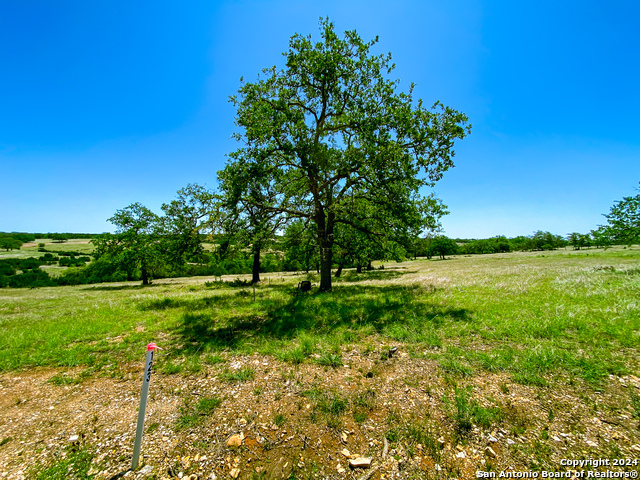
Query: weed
[
  {"left": 30, "top": 445, "right": 94, "bottom": 480},
  {"left": 197, "top": 396, "right": 223, "bottom": 415},
  {"left": 176, "top": 396, "right": 222, "bottom": 430},
  {"left": 630, "top": 390, "right": 640, "bottom": 419},
  {"left": 202, "top": 353, "right": 225, "bottom": 365},
  {"left": 302, "top": 387, "right": 347, "bottom": 429},
  {"left": 47, "top": 373, "right": 81, "bottom": 386},
  {"left": 316, "top": 351, "right": 342, "bottom": 368},
  {"left": 353, "top": 389, "right": 376, "bottom": 410},
  {"left": 440, "top": 358, "right": 474, "bottom": 377},
  {"left": 147, "top": 422, "right": 160, "bottom": 434},
  {"left": 274, "top": 413, "right": 287, "bottom": 427},
  {"left": 220, "top": 367, "right": 255, "bottom": 382},
  {"left": 353, "top": 412, "right": 367, "bottom": 423},
  {"left": 279, "top": 346, "right": 306, "bottom": 364},
  {"left": 160, "top": 360, "right": 184, "bottom": 375},
  {"left": 185, "top": 356, "right": 202, "bottom": 373},
  {"left": 445, "top": 386, "right": 502, "bottom": 435}
]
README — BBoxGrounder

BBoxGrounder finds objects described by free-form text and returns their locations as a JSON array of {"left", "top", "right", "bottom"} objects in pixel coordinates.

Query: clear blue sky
[{"left": 1, "top": 0, "right": 638, "bottom": 238}]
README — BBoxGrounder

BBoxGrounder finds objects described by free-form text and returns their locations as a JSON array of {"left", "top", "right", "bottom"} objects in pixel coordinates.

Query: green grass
[
  {"left": 175, "top": 395, "right": 223, "bottom": 430},
  {"left": 445, "top": 386, "right": 503, "bottom": 435},
  {"left": 30, "top": 445, "right": 95, "bottom": 480},
  {"left": 274, "top": 413, "right": 287, "bottom": 427},
  {"left": 1, "top": 246, "right": 638, "bottom": 389},
  {"left": 219, "top": 366, "right": 255, "bottom": 382}
]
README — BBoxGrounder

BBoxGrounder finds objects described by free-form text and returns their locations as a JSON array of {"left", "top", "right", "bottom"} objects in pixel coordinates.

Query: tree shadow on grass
[
  {"left": 337, "top": 269, "right": 418, "bottom": 282},
  {"left": 82, "top": 283, "right": 162, "bottom": 291},
  {"left": 138, "top": 284, "right": 294, "bottom": 312},
  {"left": 169, "top": 283, "right": 472, "bottom": 356}
]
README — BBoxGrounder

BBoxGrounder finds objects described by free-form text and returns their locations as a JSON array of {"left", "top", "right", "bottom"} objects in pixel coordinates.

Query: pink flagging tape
[{"left": 147, "top": 343, "right": 163, "bottom": 351}]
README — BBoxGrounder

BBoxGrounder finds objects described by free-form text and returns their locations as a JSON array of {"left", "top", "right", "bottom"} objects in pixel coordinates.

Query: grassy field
[
  {"left": 0, "top": 238, "right": 95, "bottom": 259},
  {"left": 1, "top": 246, "right": 639, "bottom": 479},
  {"left": 1, "top": 246, "right": 638, "bottom": 381}
]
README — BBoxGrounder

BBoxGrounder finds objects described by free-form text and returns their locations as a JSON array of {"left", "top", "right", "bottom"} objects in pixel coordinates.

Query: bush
[
  {"left": 7, "top": 269, "right": 55, "bottom": 288},
  {"left": 0, "top": 263, "right": 16, "bottom": 276},
  {"left": 19, "top": 258, "right": 41, "bottom": 271}
]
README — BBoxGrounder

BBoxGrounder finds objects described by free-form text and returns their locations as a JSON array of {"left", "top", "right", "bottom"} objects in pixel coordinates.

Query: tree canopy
[
  {"left": 602, "top": 183, "right": 640, "bottom": 245},
  {"left": 227, "top": 18, "right": 470, "bottom": 291},
  {"left": 93, "top": 203, "right": 160, "bottom": 285}
]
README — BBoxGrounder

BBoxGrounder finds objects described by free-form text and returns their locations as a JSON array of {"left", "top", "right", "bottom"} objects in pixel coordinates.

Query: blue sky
[{"left": 1, "top": 0, "right": 638, "bottom": 238}]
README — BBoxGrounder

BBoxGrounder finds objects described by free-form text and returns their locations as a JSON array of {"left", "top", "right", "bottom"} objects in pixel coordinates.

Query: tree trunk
[
  {"left": 141, "top": 263, "right": 150, "bottom": 285},
  {"left": 252, "top": 244, "right": 261, "bottom": 284},
  {"left": 319, "top": 245, "right": 333, "bottom": 291},
  {"left": 335, "top": 263, "right": 344, "bottom": 278},
  {"left": 356, "top": 264, "right": 362, "bottom": 273},
  {"left": 316, "top": 205, "right": 335, "bottom": 292},
  {"left": 367, "top": 260, "right": 373, "bottom": 271}
]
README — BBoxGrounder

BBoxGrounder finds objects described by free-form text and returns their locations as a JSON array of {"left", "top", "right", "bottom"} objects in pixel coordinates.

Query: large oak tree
[{"left": 228, "top": 19, "right": 470, "bottom": 291}]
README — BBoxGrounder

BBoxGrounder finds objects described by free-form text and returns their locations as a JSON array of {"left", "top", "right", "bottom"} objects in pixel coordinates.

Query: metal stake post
[{"left": 131, "top": 343, "right": 160, "bottom": 470}]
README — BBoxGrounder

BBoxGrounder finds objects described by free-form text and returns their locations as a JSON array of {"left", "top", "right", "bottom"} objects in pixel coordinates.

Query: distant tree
[
  {"left": 530, "top": 231, "right": 566, "bottom": 251},
  {"left": 50, "top": 233, "right": 70, "bottom": 243},
  {"left": 0, "top": 236, "right": 22, "bottom": 251},
  {"left": 430, "top": 236, "right": 458, "bottom": 260},
  {"left": 160, "top": 184, "right": 216, "bottom": 268},
  {"left": 590, "top": 227, "right": 611, "bottom": 249},
  {"left": 601, "top": 183, "right": 640, "bottom": 245},
  {"left": 282, "top": 220, "right": 318, "bottom": 274},
  {"left": 217, "top": 159, "right": 289, "bottom": 283},
  {"left": 94, "top": 203, "right": 161, "bottom": 285}
]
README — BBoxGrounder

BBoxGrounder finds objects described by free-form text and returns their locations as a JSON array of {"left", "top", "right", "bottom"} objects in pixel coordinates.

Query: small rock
[
  {"left": 586, "top": 440, "right": 598, "bottom": 447},
  {"left": 485, "top": 446, "right": 496, "bottom": 458},
  {"left": 506, "top": 439, "right": 515, "bottom": 445},
  {"left": 337, "top": 466, "right": 346, "bottom": 474},
  {"left": 68, "top": 435, "right": 79, "bottom": 443},
  {"left": 226, "top": 434, "right": 244, "bottom": 447},
  {"left": 341, "top": 448, "right": 351, "bottom": 457},
  {"left": 349, "top": 457, "right": 372, "bottom": 469},
  {"left": 456, "top": 451, "right": 466, "bottom": 459},
  {"left": 139, "top": 465, "right": 154, "bottom": 475},
  {"left": 552, "top": 435, "right": 562, "bottom": 442},
  {"left": 341, "top": 432, "right": 348, "bottom": 442},
  {"left": 487, "top": 435, "right": 498, "bottom": 443},
  {"left": 229, "top": 468, "right": 240, "bottom": 479}
]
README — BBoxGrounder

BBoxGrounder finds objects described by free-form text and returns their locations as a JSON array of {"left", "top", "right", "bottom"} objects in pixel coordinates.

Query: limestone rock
[
  {"left": 226, "top": 434, "right": 244, "bottom": 447},
  {"left": 349, "top": 457, "right": 372, "bottom": 469},
  {"left": 485, "top": 446, "right": 496, "bottom": 458}
]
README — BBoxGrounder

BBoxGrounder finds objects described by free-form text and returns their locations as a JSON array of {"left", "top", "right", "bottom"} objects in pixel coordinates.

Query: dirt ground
[{"left": 1, "top": 347, "right": 639, "bottom": 480}]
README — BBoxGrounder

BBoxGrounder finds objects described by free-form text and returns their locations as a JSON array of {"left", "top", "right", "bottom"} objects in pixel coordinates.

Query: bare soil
[{"left": 1, "top": 347, "right": 639, "bottom": 480}]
